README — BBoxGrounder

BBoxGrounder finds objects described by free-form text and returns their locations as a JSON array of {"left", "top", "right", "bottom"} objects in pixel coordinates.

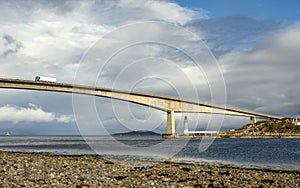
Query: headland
[{"left": 170, "top": 118, "right": 300, "bottom": 139}]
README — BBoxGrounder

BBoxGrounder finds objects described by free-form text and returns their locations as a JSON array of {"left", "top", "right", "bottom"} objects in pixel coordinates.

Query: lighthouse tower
[{"left": 183, "top": 116, "right": 189, "bottom": 136}]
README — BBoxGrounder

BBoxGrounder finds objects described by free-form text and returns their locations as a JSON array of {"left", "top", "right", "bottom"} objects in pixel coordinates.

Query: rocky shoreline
[{"left": 0, "top": 151, "right": 299, "bottom": 187}]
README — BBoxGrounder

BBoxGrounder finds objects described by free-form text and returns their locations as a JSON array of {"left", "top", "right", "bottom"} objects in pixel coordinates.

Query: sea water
[{"left": 0, "top": 136, "right": 299, "bottom": 171}]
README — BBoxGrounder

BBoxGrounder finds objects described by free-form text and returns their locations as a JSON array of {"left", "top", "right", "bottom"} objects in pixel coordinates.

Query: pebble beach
[{"left": 0, "top": 151, "right": 299, "bottom": 187}]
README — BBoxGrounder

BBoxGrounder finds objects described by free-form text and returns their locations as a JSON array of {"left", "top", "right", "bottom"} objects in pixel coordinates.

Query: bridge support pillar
[
  {"left": 166, "top": 110, "right": 175, "bottom": 134},
  {"left": 162, "top": 110, "right": 178, "bottom": 138},
  {"left": 251, "top": 116, "right": 257, "bottom": 125}
]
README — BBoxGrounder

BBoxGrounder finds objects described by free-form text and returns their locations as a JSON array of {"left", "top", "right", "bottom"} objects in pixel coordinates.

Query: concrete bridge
[{"left": 0, "top": 78, "right": 281, "bottom": 137}]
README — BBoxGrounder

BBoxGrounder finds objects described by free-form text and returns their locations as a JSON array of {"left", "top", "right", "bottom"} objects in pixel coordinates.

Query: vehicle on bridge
[{"left": 35, "top": 76, "right": 56, "bottom": 82}]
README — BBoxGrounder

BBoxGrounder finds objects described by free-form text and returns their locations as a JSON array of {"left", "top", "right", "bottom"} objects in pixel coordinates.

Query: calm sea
[{"left": 0, "top": 136, "right": 299, "bottom": 171}]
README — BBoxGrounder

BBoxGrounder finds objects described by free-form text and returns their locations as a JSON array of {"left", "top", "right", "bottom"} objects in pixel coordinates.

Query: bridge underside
[{"left": 0, "top": 78, "right": 281, "bottom": 136}]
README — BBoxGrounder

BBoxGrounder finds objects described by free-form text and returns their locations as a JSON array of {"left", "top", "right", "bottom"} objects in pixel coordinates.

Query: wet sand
[{"left": 0, "top": 151, "right": 299, "bottom": 187}]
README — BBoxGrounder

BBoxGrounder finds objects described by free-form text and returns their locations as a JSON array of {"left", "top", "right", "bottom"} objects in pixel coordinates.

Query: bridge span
[{"left": 0, "top": 78, "right": 281, "bottom": 137}]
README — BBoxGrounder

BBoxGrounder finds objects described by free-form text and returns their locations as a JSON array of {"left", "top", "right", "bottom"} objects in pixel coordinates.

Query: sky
[{"left": 0, "top": 0, "right": 299, "bottom": 135}]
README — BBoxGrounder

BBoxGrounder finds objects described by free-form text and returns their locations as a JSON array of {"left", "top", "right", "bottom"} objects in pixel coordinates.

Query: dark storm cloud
[
  {"left": 0, "top": 0, "right": 76, "bottom": 23},
  {"left": 3, "top": 34, "right": 17, "bottom": 44},
  {"left": 186, "top": 15, "right": 286, "bottom": 56},
  {"left": 1, "top": 34, "right": 23, "bottom": 56},
  {"left": 219, "top": 24, "right": 300, "bottom": 117}
]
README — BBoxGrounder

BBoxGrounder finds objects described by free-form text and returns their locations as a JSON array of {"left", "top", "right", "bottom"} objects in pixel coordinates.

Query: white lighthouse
[{"left": 183, "top": 116, "right": 189, "bottom": 136}]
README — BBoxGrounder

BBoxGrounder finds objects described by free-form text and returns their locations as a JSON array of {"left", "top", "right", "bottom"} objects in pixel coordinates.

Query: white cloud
[
  {"left": 0, "top": 103, "right": 75, "bottom": 124},
  {"left": 0, "top": 0, "right": 206, "bottom": 83},
  {"left": 135, "top": 0, "right": 199, "bottom": 24},
  {"left": 55, "top": 114, "right": 75, "bottom": 123},
  {"left": 0, "top": 0, "right": 208, "bottom": 134}
]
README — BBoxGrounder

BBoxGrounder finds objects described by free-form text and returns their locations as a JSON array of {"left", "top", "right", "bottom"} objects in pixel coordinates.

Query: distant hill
[{"left": 112, "top": 130, "right": 161, "bottom": 137}]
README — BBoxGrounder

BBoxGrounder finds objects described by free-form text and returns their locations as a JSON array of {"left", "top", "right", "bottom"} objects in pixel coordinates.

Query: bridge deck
[{"left": 0, "top": 78, "right": 281, "bottom": 120}]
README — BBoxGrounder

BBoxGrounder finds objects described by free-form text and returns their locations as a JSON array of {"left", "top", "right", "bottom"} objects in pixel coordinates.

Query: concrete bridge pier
[
  {"left": 162, "top": 110, "right": 178, "bottom": 138},
  {"left": 251, "top": 116, "right": 257, "bottom": 125},
  {"left": 166, "top": 110, "right": 175, "bottom": 134}
]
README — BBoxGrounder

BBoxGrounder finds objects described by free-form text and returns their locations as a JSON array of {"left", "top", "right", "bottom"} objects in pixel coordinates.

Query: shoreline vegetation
[
  {"left": 220, "top": 118, "right": 300, "bottom": 138},
  {"left": 175, "top": 118, "right": 300, "bottom": 139},
  {"left": 0, "top": 151, "right": 299, "bottom": 187}
]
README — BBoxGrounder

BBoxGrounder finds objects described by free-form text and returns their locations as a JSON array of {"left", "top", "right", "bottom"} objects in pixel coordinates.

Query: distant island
[{"left": 112, "top": 130, "right": 161, "bottom": 137}]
